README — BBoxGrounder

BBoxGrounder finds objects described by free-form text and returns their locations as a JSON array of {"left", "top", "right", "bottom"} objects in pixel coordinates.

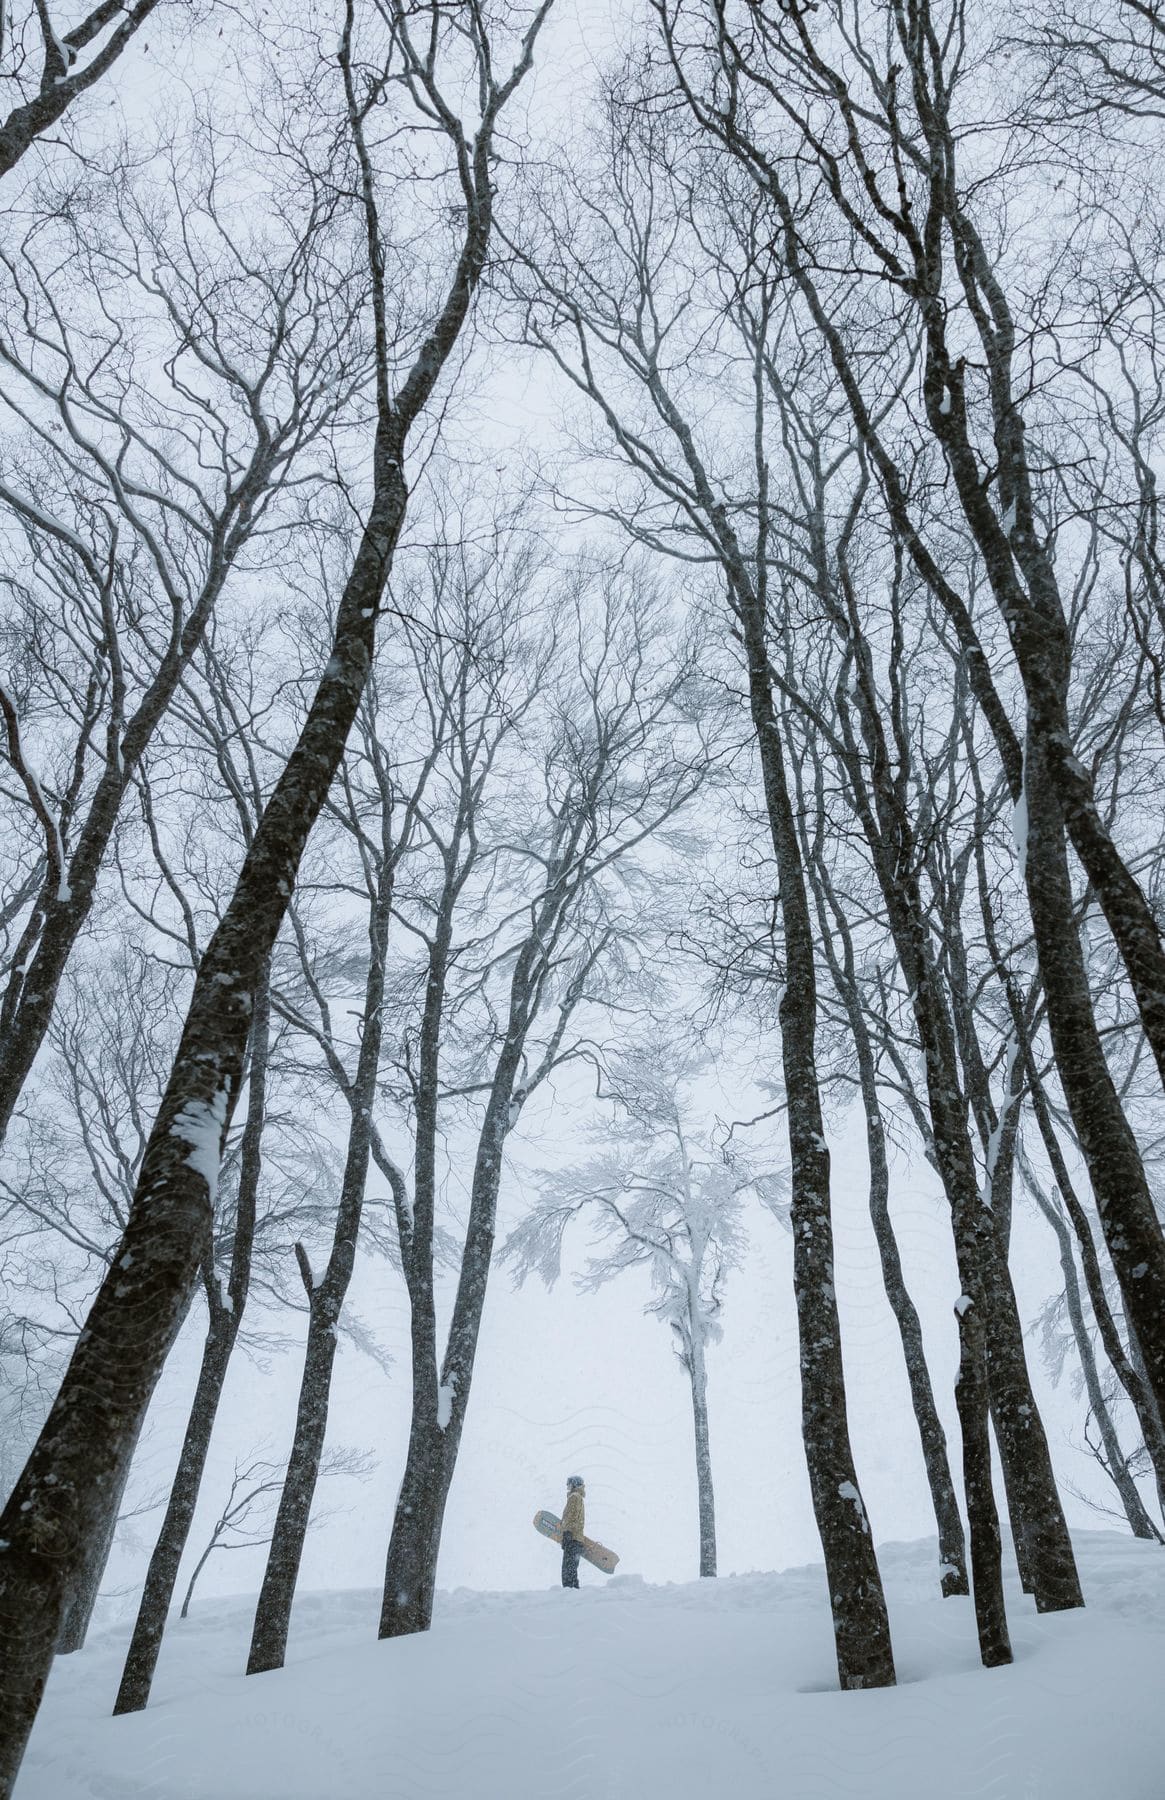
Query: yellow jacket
[{"left": 562, "top": 1488, "right": 585, "bottom": 1540}]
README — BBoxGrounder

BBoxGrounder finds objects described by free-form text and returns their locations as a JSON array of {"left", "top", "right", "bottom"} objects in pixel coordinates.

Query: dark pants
[{"left": 561, "top": 1531, "right": 581, "bottom": 1589}]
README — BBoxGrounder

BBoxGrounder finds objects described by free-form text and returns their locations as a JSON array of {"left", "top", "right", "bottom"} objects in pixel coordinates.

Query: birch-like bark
[{"left": 688, "top": 1329, "right": 717, "bottom": 1579}]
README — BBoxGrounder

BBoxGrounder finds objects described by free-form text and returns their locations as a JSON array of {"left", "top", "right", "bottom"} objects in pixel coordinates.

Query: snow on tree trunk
[
  {"left": 0, "top": 467, "right": 400, "bottom": 1783},
  {"left": 688, "top": 1331, "right": 717, "bottom": 1579},
  {"left": 0, "top": 0, "right": 545, "bottom": 1761},
  {"left": 114, "top": 973, "right": 270, "bottom": 1712}
]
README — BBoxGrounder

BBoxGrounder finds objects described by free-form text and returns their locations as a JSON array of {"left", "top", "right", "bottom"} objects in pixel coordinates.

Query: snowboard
[{"left": 533, "top": 1509, "right": 620, "bottom": 1575}]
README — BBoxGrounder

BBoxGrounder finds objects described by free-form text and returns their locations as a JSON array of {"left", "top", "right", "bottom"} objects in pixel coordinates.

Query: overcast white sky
[
  {"left": 107, "top": 1040, "right": 1115, "bottom": 1622},
  {"left": 52, "top": 0, "right": 1137, "bottom": 1630}
]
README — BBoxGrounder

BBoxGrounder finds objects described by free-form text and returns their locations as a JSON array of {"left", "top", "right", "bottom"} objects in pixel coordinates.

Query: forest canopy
[{"left": 1, "top": 2, "right": 1164, "bottom": 1794}]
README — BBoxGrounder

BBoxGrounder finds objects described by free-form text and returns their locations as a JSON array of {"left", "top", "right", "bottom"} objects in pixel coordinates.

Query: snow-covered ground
[{"left": 18, "top": 1531, "right": 1165, "bottom": 1800}]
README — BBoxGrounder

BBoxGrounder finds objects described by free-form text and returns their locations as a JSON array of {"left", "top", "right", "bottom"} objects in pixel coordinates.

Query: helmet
[{"left": 566, "top": 1474, "right": 584, "bottom": 1490}]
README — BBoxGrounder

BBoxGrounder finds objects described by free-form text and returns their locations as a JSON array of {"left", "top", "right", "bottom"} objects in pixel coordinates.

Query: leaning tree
[{"left": 0, "top": 3, "right": 554, "bottom": 1788}]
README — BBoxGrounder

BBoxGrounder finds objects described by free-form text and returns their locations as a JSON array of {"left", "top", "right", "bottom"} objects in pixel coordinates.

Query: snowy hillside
[{"left": 18, "top": 1531, "right": 1165, "bottom": 1800}]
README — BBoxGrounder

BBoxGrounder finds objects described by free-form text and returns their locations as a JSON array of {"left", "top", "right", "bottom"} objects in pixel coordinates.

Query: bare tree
[
  {"left": 112, "top": 552, "right": 325, "bottom": 1713},
  {"left": 30, "top": 591, "right": 337, "bottom": 1668},
  {"left": 374, "top": 564, "right": 712, "bottom": 1646},
  {"left": 0, "top": 0, "right": 167, "bottom": 179},
  {"left": 1024, "top": 1150, "right": 1163, "bottom": 1543},
  {"left": 0, "top": 100, "right": 361, "bottom": 1144},
  {"left": 111, "top": 968, "right": 272, "bottom": 1713},
  {"left": 509, "top": 85, "right": 898, "bottom": 1688},
  {"left": 504, "top": 1045, "right": 757, "bottom": 1580},
  {"left": 178, "top": 1445, "right": 375, "bottom": 1623},
  {"left": 794, "top": 732, "right": 969, "bottom": 1598},
  {"left": 0, "top": 5, "right": 553, "bottom": 1787},
  {"left": 243, "top": 534, "right": 461, "bottom": 1679},
  {"left": 646, "top": 0, "right": 1165, "bottom": 1430},
  {"left": 1012, "top": 0, "right": 1165, "bottom": 125},
  {"left": 953, "top": 1293, "right": 1011, "bottom": 1667},
  {"left": 0, "top": 940, "right": 185, "bottom": 1653}
]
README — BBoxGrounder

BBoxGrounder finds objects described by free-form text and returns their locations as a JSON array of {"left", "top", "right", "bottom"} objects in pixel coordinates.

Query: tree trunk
[
  {"left": 862, "top": 1074, "right": 969, "bottom": 1597},
  {"left": 924, "top": 190, "right": 1165, "bottom": 1109},
  {"left": 932, "top": 867, "right": 1042, "bottom": 1594},
  {"left": 378, "top": 1081, "right": 526, "bottom": 1642},
  {"left": 969, "top": 785, "right": 1165, "bottom": 1531},
  {"left": 1019, "top": 733, "right": 1165, "bottom": 1431},
  {"left": 246, "top": 1299, "right": 343, "bottom": 1674},
  {"left": 54, "top": 1274, "right": 200, "bottom": 1655},
  {"left": 681, "top": 491, "right": 893, "bottom": 1685},
  {"left": 752, "top": 158, "right": 1165, "bottom": 1446},
  {"left": 113, "top": 1320, "right": 235, "bottom": 1712},
  {"left": 954, "top": 1298, "right": 1012, "bottom": 1669},
  {"left": 379, "top": 1414, "right": 450, "bottom": 1639},
  {"left": 113, "top": 971, "right": 271, "bottom": 1713},
  {"left": 748, "top": 664, "right": 895, "bottom": 1690},
  {"left": 522, "top": 166, "right": 894, "bottom": 1682},
  {"left": 0, "top": 458, "right": 407, "bottom": 1794},
  {"left": 55, "top": 1443, "right": 135, "bottom": 1655},
  {"left": 904, "top": 103, "right": 1165, "bottom": 1418},
  {"left": 247, "top": 851, "right": 395, "bottom": 1676},
  {"left": 378, "top": 864, "right": 585, "bottom": 1643},
  {"left": 376, "top": 868, "right": 460, "bottom": 1643},
  {"left": 0, "top": 22, "right": 537, "bottom": 1782},
  {"left": 179, "top": 1540, "right": 217, "bottom": 1619},
  {"left": 823, "top": 617, "right": 1081, "bottom": 1615},
  {"left": 987, "top": 1369, "right": 1041, "bottom": 1594},
  {"left": 688, "top": 1336, "right": 717, "bottom": 1578},
  {"left": 976, "top": 1166, "right": 1081, "bottom": 1609},
  {"left": 798, "top": 777, "right": 968, "bottom": 1598},
  {"left": 1025, "top": 1161, "right": 1162, "bottom": 1542},
  {"left": 1024, "top": 1056, "right": 1165, "bottom": 1521}
]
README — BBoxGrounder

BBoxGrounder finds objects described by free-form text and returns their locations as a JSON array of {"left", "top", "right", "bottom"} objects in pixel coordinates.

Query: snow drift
[{"left": 17, "top": 1530, "right": 1165, "bottom": 1799}]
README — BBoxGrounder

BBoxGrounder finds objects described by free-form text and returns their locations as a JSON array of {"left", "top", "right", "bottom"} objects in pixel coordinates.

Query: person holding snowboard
[{"left": 561, "top": 1475, "right": 585, "bottom": 1589}]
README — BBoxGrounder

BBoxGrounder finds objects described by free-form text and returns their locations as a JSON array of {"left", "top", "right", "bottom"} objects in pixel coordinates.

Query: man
[{"left": 561, "top": 1475, "right": 585, "bottom": 1589}]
